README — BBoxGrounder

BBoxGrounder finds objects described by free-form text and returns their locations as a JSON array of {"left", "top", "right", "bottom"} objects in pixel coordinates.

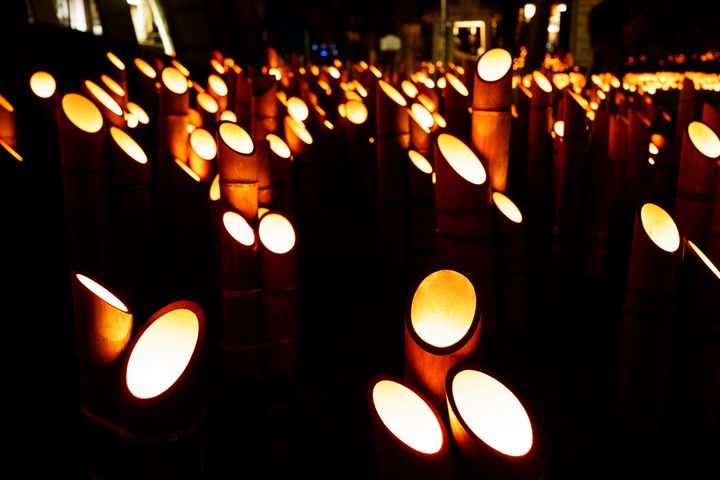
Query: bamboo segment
[
  {"left": 625, "top": 109, "right": 653, "bottom": 217},
  {"left": 83, "top": 80, "right": 126, "bottom": 129},
  {"left": 234, "top": 69, "right": 253, "bottom": 132},
  {"left": 267, "top": 133, "right": 294, "bottom": 212},
  {"left": 407, "top": 150, "right": 437, "bottom": 274},
  {"left": 252, "top": 75, "right": 280, "bottom": 140},
  {"left": 216, "top": 121, "right": 257, "bottom": 221},
  {"left": 606, "top": 114, "right": 631, "bottom": 280},
  {"left": 650, "top": 133, "right": 674, "bottom": 206},
  {"left": 0, "top": 93, "right": 18, "bottom": 148},
  {"left": 284, "top": 115, "right": 316, "bottom": 213},
  {"left": 673, "top": 76, "right": 696, "bottom": 167},
  {"left": 255, "top": 138, "right": 273, "bottom": 206},
  {"left": 443, "top": 72, "right": 470, "bottom": 140},
  {"left": 188, "top": 127, "right": 217, "bottom": 182}
]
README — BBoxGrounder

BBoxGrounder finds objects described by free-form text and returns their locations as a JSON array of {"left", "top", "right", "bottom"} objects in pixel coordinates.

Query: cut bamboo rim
[
  {"left": 134, "top": 58, "right": 157, "bottom": 79},
  {"left": 287, "top": 96, "right": 310, "bottom": 122},
  {"left": 377, "top": 79, "right": 409, "bottom": 135},
  {"left": 258, "top": 211, "right": 299, "bottom": 291},
  {"left": 101, "top": 74, "right": 127, "bottom": 109},
  {"left": 187, "top": 127, "right": 217, "bottom": 182},
  {"left": 83, "top": 80, "right": 125, "bottom": 129},
  {"left": 401, "top": 80, "right": 419, "bottom": 99},
  {"left": 29, "top": 71, "right": 57, "bottom": 99},
  {"left": 674, "top": 76, "right": 696, "bottom": 165},
  {"left": 109, "top": 126, "right": 148, "bottom": 180},
  {"left": 345, "top": 100, "right": 368, "bottom": 125},
  {"left": 208, "top": 73, "right": 229, "bottom": 110},
  {"left": 127, "top": 102, "right": 149, "bottom": 125},
  {"left": 473, "top": 48, "right": 513, "bottom": 111},
  {"left": 367, "top": 375, "right": 454, "bottom": 479},
  {"left": 220, "top": 210, "right": 258, "bottom": 284},
  {"left": 160, "top": 67, "right": 190, "bottom": 115},
  {"left": 254, "top": 139, "right": 273, "bottom": 205},
  {"left": 284, "top": 115, "right": 313, "bottom": 157},
  {"left": 196, "top": 92, "right": 219, "bottom": 126},
  {"left": 216, "top": 121, "right": 257, "bottom": 219}
]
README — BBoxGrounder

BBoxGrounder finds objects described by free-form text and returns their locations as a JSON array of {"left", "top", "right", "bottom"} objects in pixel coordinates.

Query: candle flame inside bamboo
[
  {"left": 378, "top": 80, "right": 407, "bottom": 107},
  {"left": 259, "top": 212, "right": 296, "bottom": 254},
  {"left": 532, "top": 71, "right": 553, "bottom": 93},
  {"left": 493, "top": 192, "right": 523, "bottom": 223},
  {"left": 110, "top": 126, "right": 147, "bottom": 164},
  {"left": 437, "top": 77, "right": 447, "bottom": 89},
  {"left": 640, "top": 203, "right": 680, "bottom": 252},
  {"left": 324, "top": 119, "right": 334, "bottom": 130},
  {"left": 288, "top": 97, "right": 310, "bottom": 122},
  {"left": 197, "top": 92, "right": 219, "bottom": 114},
  {"left": 410, "top": 269, "right": 476, "bottom": 348},
  {"left": 29, "top": 71, "right": 56, "bottom": 99},
  {"left": 223, "top": 211, "right": 255, "bottom": 245},
  {"left": 477, "top": 48, "right": 512, "bottom": 82},
  {"left": 126, "top": 308, "right": 199, "bottom": 399},
  {"left": 446, "top": 72, "right": 468, "bottom": 96},
  {"left": 401, "top": 80, "right": 419, "bottom": 98},
  {"left": 327, "top": 66, "right": 341, "bottom": 79},
  {"left": 687, "top": 240, "right": 720, "bottom": 280},
  {"left": 451, "top": 369, "right": 533, "bottom": 457},
  {"left": 370, "top": 65, "right": 382, "bottom": 78},
  {"left": 338, "top": 103, "right": 347, "bottom": 118},
  {"left": 219, "top": 122, "right": 254, "bottom": 154},
  {"left": 372, "top": 379, "right": 444, "bottom": 454},
  {"left": 285, "top": 116, "right": 313, "bottom": 145},
  {"left": 62, "top": 93, "right": 104, "bottom": 133},
  {"left": 134, "top": 58, "right": 157, "bottom": 79},
  {"left": 85, "top": 80, "right": 123, "bottom": 116},
  {"left": 190, "top": 128, "right": 217, "bottom": 160},
  {"left": 345, "top": 91, "right": 362, "bottom": 102},
  {"left": 346, "top": 100, "right": 368, "bottom": 124},
  {"left": 76, "top": 273, "right": 128, "bottom": 312},
  {"left": 437, "top": 133, "right": 487, "bottom": 185},
  {"left": 266, "top": 133, "right": 291, "bottom": 159},
  {"left": 688, "top": 121, "right": 720, "bottom": 158},
  {"left": 162, "top": 67, "right": 188, "bottom": 94},
  {"left": 106, "top": 51, "right": 125, "bottom": 71},
  {"left": 209, "top": 174, "right": 221, "bottom": 201},
  {"left": 408, "top": 150, "right": 433, "bottom": 174}
]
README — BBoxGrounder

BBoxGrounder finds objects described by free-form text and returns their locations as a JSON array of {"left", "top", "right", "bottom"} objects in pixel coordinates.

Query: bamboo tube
[
  {"left": 606, "top": 113, "right": 630, "bottom": 280},
  {"left": 625, "top": 109, "right": 653, "bottom": 216},
  {"left": 615, "top": 203, "right": 681, "bottom": 434},
  {"left": 255, "top": 138, "right": 273, "bottom": 206},
  {"left": 105, "top": 51, "right": 127, "bottom": 90},
  {"left": 0, "top": 94, "right": 17, "bottom": 149},
  {"left": 219, "top": 210, "right": 258, "bottom": 285},
  {"left": 404, "top": 269, "right": 482, "bottom": 415},
  {"left": 252, "top": 75, "right": 280, "bottom": 140},
  {"left": 367, "top": 376, "right": 454, "bottom": 479},
  {"left": 443, "top": 72, "right": 470, "bottom": 140},
  {"left": 196, "top": 92, "right": 219, "bottom": 129},
  {"left": 650, "top": 133, "right": 674, "bottom": 206},
  {"left": 508, "top": 85, "right": 531, "bottom": 202},
  {"left": 234, "top": 68, "right": 253, "bottom": 131},
  {"left": 101, "top": 74, "right": 128, "bottom": 111},
  {"left": 187, "top": 127, "right": 218, "bottom": 182},
  {"left": 266, "top": 133, "right": 294, "bottom": 213},
  {"left": 409, "top": 102, "right": 435, "bottom": 159},
  {"left": 673, "top": 76, "right": 696, "bottom": 167},
  {"left": 130, "top": 57, "right": 159, "bottom": 114},
  {"left": 208, "top": 74, "right": 229, "bottom": 112},
  {"left": 407, "top": 149, "right": 437, "bottom": 274},
  {"left": 445, "top": 364, "right": 544, "bottom": 480},
  {"left": 284, "top": 115, "right": 316, "bottom": 213},
  {"left": 216, "top": 121, "right": 257, "bottom": 221},
  {"left": 83, "top": 79, "right": 126, "bottom": 129},
  {"left": 341, "top": 100, "right": 375, "bottom": 205}
]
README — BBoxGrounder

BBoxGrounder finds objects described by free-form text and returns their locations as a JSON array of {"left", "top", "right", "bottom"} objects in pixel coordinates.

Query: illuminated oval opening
[
  {"left": 85, "top": 80, "right": 123, "bottom": 116},
  {"left": 327, "top": 66, "right": 341, "bottom": 79},
  {"left": 287, "top": 97, "right": 310, "bottom": 122},
  {"left": 532, "top": 71, "right": 553, "bottom": 93},
  {"left": 370, "top": 65, "right": 383, "bottom": 78},
  {"left": 688, "top": 121, "right": 720, "bottom": 159},
  {"left": 493, "top": 192, "right": 522, "bottom": 223},
  {"left": 101, "top": 74, "right": 125, "bottom": 97},
  {"left": 353, "top": 80, "right": 368, "bottom": 97},
  {"left": 218, "top": 122, "right": 254, "bottom": 154},
  {"left": 345, "top": 90, "right": 362, "bottom": 102},
  {"left": 176, "top": 158, "right": 201, "bottom": 182},
  {"left": 649, "top": 143, "right": 659, "bottom": 155},
  {"left": 62, "top": 93, "right": 103, "bottom": 133},
  {"left": 223, "top": 211, "right": 255, "bottom": 246},
  {"left": 210, "top": 58, "right": 225, "bottom": 75},
  {"left": 324, "top": 119, "right": 334, "bottom": 130},
  {"left": 171, "top": 59, "right": 191, "bottom": 77},
  {"left": 267, "top": 133, "right": 291, "bottom": 159},
  {"left": 162, "top": 67, "right": 188, "bottom": 95},
  {"left": 378, "top": 80, "right": 407, "bottom": 107},
  {"left": 125, "top": 308, "right": 200, "bottom": 399},
  {"left": 640, "top": 203, "right": 680, "bottom": 252},
  {"left": 106, "top": 52, "right": 125, "bottom": 71},
  {"left": 437, "top": 77, "right": 447, "bottom": 89},
  {"left": 209, "top": 174, "right": 221, "bottom": 201},
  {"left": 346, "top": 100, "right": 368, "bottom": 124},
  {"left": 197, "top": 92, "right": 219, "bottom": 113},
  {"left": 424, "top": 78, "right": 436, "bottom": 89},
  {"left": 401, "top": 80, "right": 419, "bottom": 98},
  {"left": 134, "top": 58, "right": 157, "bottom": 79},
  {"left": 220, "top": 110, "right": 237, "bottom": 122},
  {"left": 477, "top": 49, "right": 512, "bottom": 82},
  {"left": 446, "top": 72, "right": 469, "bottom": 96},
  {"left": 433, "top": 112, "right": 447, "bottom": 128},
  {"left": 451, "top": 369, "right": 533, "bottom": 457},
  {"left": 411, "top": 103, "right": 434, "bottom": 130},
  {"left": 417, "top": 93, "right": 436, "bottom": 112},
  {"left": 208, "top": 74, "right": 228, "bottom": 97},
  {"left": 259, "top": 212, "right": 296, "bottom": 254},
  {"left": 372, "top": 379, "right": 444, "bottom": 455},
  {"left": 285, "top": 116, "right": 313, "bottom": 145},
  {"left": 437, "top": 133, "right": 487, "bottom": 185},
  {"left": 75, "top": 273, "right": 128, "bottom": 312},
  {"left": 190, "top": 128, "right": 217, "bottom": 160},
  {"left": 553, "top": 121, "right": 565, "bottom": 138},
  {"left": 410, "top": 269, "right": 476, "bottom": 348},
  {"left": 30, "top": 71, "right": 56, "bottom": 99},
  {"left": 127, "top": 102, "right": 149, "bottom": 125},
  {"left": 0, "top": 140, "right": 22, "bottom": 162},
  {"left": 687, "top": 240, "right": 720, "bottom": 280},
  {"left": 408, "top": 150, "right": 433, "bottom": 174},
  {"left": 651, "top": 134, "right": 667, "bottom": 150},
  {"left": 338, "top": 103, "right": 347, "bottom": 118},
  {"left": 110, "top": 126, "right": 147, "bottom": 164}
]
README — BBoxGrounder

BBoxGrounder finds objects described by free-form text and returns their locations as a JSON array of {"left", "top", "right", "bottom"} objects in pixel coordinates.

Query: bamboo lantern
[
  {"left": 105, "top": 51, "right": 127, "bottom": 93},
  {"left": 234, "top": 68, "right": 253, "bottom": 132},
  {"left": 401, "top": 79, "right": 419, "bottom": 102},
  {"left": 0, "top": 94, "right": 17, "bottom": 149},
  {"left": 266, "top": 133, "right": 294, "bottom": 213},
  {"left": 207, "top": 73, "right": 229, "bottom": 112},
  {"left": 673, "top": 76, "right": 696, "bottom": 167},
  {"left": 625, "top": 109, "right": 653, "bottom": 218},
  {"left": 216, "top": 121, "right": 257, "bottom": 221},
  {"left": 404, "top": 268, "right": 481, "bottom": 415},
  {"left": 615, "top": 203, "right": 680, "bottom": 434},
  {"left": 284, "top": 115, "right": 316, "bottom": 213},
  {"left": 83, "top": 79, "right": 126, "bottom": 129},
  {"left": 409, "top": 102, "right": 435, "bottom": 159},
  {"left": 188, "top": 127, "right": 218, "bottom": 182},
  {"left": 254, "top": 138, "right": 273, "bottom": 206},
  {"left": 120, "top": 301, "right": 206, "bottom": 479},
  {"left": 443, "top": 71, "right": 470, "bottom": 139},
  {"left": 606, "top": 113, "right": 630, "bottom": 280},
  {"left": 58, "top": 93, "right": 110, "bottom": 276},
  {"left": 130, "top": 57, "right": 159, "bottom": 114},
  {"left": 196, "top": 92, "right": 219, "bottom": 129},
  {"left": 650, "top": 133, "right": 674, "bottom": 206},
  {"left": 342, "top": 99, "right": 375, "bottom": 204},
  {"left": 101, "top": 74, "right": 128, "bottom": 111},
  {"left": 508, "top": 84, "right": 532, "bottom": 202},
  {"left": 367, "top": 376, "right": 454, "bottom": 479},
  {"left": 674, "top": 121, "right": 720, "bottom": 247},
  {"left": 407, "top": 149, "right": 437, "bottom": 274},
  {"left": 252, "top": 74, "right": 280, "bottom": 140},
  {"left": 445, "top": 364, "right": 544, "bottom": 480}
]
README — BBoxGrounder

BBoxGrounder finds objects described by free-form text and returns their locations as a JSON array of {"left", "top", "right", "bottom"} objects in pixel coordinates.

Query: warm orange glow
[
  {"left": 101, "top": 74, "right": 125, "bottom": 97},
  {"left": 187, "top": 124, "right": 196, "bottom": 134},
  {"left": 410, "top": 103, "right": 434, "bottom": 130},
  {"left": 324, "top": 119, "right": 334, "bottom": 130},
  {"left": 553, "top": 121, "right": 565, "bottom": 138},
  {"left": 358, "top": 60, "right": 369, "bottom": 70},
  {"left": 176, "top": 158, "right": 202, "bottom": 182},
  {"left": 85, "top": 80, "right": 123, "bottom": 116},
  {"left": 276, "top": 90, "right": 288, "bottom": 106},
  {"left": 327, "top": 66, "right": 341, "bottom": 79},
  {"left": 106, "top": 52, "right": 125, "bottom": 71},
  {"left": 345, "top": 91, "right": 362, "bottom": 102},
  {"left": 345, "top": 100, "right": 368, "bottom": 124},
  {"left": 493, "top": 192, "right": 523, "bottom": 223},
  {"left": 433, "top": 112, "right": 447, "bottom": 128},
  {"left": 451, "top": 369, "right": 533, "bottom": 457},
  {"left": 687, "top": 240, "right": 720, "bottom": 280},
  {"left": 126, "top": 308, "right": 200, "bottom": 399},
  {"left": 76, "top": 273, "right": 128, "bottom": 312},
  {"left": 408, "top": 150, "right": 432, "bottom": 174},
  {"left": 285, "top": 116, "right": 313, "bottom": 145},
  {"left": 220, "top": 110, "right": 237, "bottom": 122},
  {"left": 532, "top": 71, "right": 553, "bottom": 93},
  {"left": 437, "top": 133, "right": 487, "bottom": 185},
  {"left": 127, "top": 102, "right": 149, "bottom": 124},
  {"left": 370, "top": 65, "right": 382, "bottom": 78},
  {"left": 372, "top": 379, "right": 444, "bottom": 454},
  {"left": 410, "top": 269, "right": 476, "bottom": 348},
  {"left": 259, "top": 212, "right": 296, "bottom": 254},
  {"left": 649, "top": 143, "right": 659, "bottom": 155},
  {"left": 310, "top": 65, "right": 320, "bottom": 76},
  {"left": 317, "top": 79, "right": 332, "bottom": 94},
  {"left": 170, "top": 58, "right": 191, "bottom": 77},
  {"left": 0, "top": 140, "right": 23, "bottom": 162},
  {"left": 338, "top": 103, "right": 347, "bottom": 118},
  {"left": 29, "top": 71, "right": 56, "bottom": 99},
  {"left": 197, "top": 92, "right": 219, "bottom": 113},
  {"left": 258, "top": 207, "right": 269, "bottom": 218},
  {"left": 369, "top": 137, "right": 375, "bottom": 144},
  {"left": 314, "top": 104, "right": 326, "bottom": 116},
  {"left": 162, "top": 67, "right": 188, "bottom": 94},
  {"left": 417, "top": 93, "right": 436, "bottom": 112},
  {"left": 208, "top": 74, "right": 229, "bottom": 97},
  {"left": 62, "top": 93, "right": 104, "bottom": 133},
  {"left": 126, "top": 114, "right": 139, "bottom": 128},
  {"left": 569, "top": 89, "right": 590, "bottom": 110},
  {"left": 401, "top": 80, "right": 419, "bottom": 98},
  {"left": 687, "top": 121, "right": 720, "bottom": 158},
  {"left": 210, "top": 58, "right": 225, "bottom": 75},
  {"left": 218, "top": 122, "right": 254, "bottom": 154},
  {"left": 267, "top": 133, "right": 291, "bottom": 159},
  {"left": 209, "top": 174, "right": 221, "bottom": 201},
  {"left": 287, "top": 97, "right": 310, "bottom": 122},
  {"left": 353, "top": 80, "right": 368, "bottom": 97},
  {"left": 649, "top": 157, "right": 656, "bottom": 165},
  {"left": 190, "top": 128, "right": 217, "bottom": 160},
  {"left": 268, "top": 67, "right": 282, "bottom": 81},
  {"left": 477, "top": 49, "right": 512, "bottom": 82},
  {"left": 436, "top": 77, "right": 447, "bottom": 89},
  {"left": 640, "top": 203, "right": 680, "bottom": 252},
  {"left": 333, "top": 59, "right": 343, "bottom": 68},
  {"left": 134, "top": 58, "right": 157, "bottom": 79},
  {"left": 223, "top": 211, "right": 255, "bottom": 245},
  {"left": 446, "top": 72, "right": 469, "bottom": 96},
  {"left": 110, "top": 126, "right": 147, "bottom": 164},
  {"left": 378, "top": 80, "right": 408, "bottom": 106}
]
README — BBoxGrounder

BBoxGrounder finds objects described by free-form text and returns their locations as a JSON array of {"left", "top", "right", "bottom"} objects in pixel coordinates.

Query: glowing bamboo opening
[
  {"left": 110, "top": 127, "right": 148, "bottom": 164},
  {"left": 437, "top": 134, "right": 487, "bottom": 185},
  {"left": 85, "top": 80, "right": 123, "bottom": 116},
  {"left": 327, "top": 66, "right": 341, "bottom": 79},
  {"left": 372, "top": 379, "right": 444, "bottom": 454},
  {"left": 417, "top": 93, "right": 436, "bottom": 112},
  {"left": 285, "top": 116, "right": 313, "bottom": 145},
  {"left": 208, "top": 74, "right": 229, "bottom": 97},
  {"left": 401, "top": 80, "right": 419, "bottom": 98},
  {"left": 378, "top": 80, "right": 408, "bottom": 107},
  {"left": 314, "top": 104, "right": 327, "bottom": 117},
  {"left": 101, "top": 74, "right": 125, "bottom": 97},
  {"left": 493, "top": 192, "right": 523, "bottom": 223},
  {"left": 324, "top": 120, "right": 334, "bottom": 130},
  {"left": 276, "top": 90, "right": 288, "bottom": 106},
  {"left": 76, "top": 273, "right": 128, "bottom": 312},
  {"left": 346, "top": 100, "right": 368, "bottom": 124},
  {"left": 220, "top": 110, "right": 237, "bottom": 122},
  {"left": 171, "top": 59, "right": 191, "bottom": 77},
  {"left": 687, "top": 240, "right": 720, "bottom": 280},
  {"left": 353, "top": 80, "right": 368, "bottom": 97},
  {"left": 127, "top": 102, "right": 149, "bottom": 125},
  {"left": 477, "top": 49, "right": 512, "bottom": 82},
  {"left": 597, "top": 89, "right": 607, "bottom": 100},
  {"left": 410, "top": 270, "right": 476, "bottom": 348},
  {"left": 370, "top": 65, "right": 382, "bottom": 78},
  {"left": 640, "top": 203, "right": 680, "bottom": 252},
  {"left": 190, "top": 128, "right": 217, "bottom": 160},
  {"left": 648, "top": 157, "right": 656, "bottom": 165},
  {"left": 106, "top": 52, "right": 125, "bottom": 71},
  {"left": 210, "top": 174, "right": 221, "bottom": 201},
  {"left": 359, "top": 60, "right": 369, "bottom": 70},
  {"left": 333, "top": 59, "right": 343, "bottom": 68},
  {"left": 62, "top": 93, "right": 104, "bottom": 133},
  {"left": 210, "top": 58, "right": 225, "bottom": 75},
  {"left": 553, "top": 121, "right": 565, "bottom": 138},
  {"left": 410, "top": 103, "right": 434, "bottom": 130},
  {"left": 197, "top": 92, "right": 219, "bottom": 114},
  {"left": 126, "top": 308, "right": 200, "bottom": 399},
  {"left": 424, "top": 78, "right": 436, "bottom": 89},
  {"left": 569, "top": 90, "right": 590, "bottom": 110},
  {"left": 258, "top": 207, "right": 269, "bottom": 218},
  {"left": 287, "top": 97, "right": 310, "bottom": 122},
  {"left": 268, "top": 67, "right": 282, "bottom": 81},
  {"left": 451, "top": 369, "right": 533, "bottom": 457},
  {"left": 162, "top": 67, "right": 188, "bottom": 94},
  {"left": 125, "top": 112, "right": 138, "bottom": 129},
  {"left": 310, "top": 65, "right": 320, "bottom": 76},
  {"left": 532, "top": 71, "right": 553, "bottom": 93},
  {"left": 345, "top": 91, "right": 362, "bottom": 102},
  {"left": 446, "top": 72, "right": 469, "bottom": 96},
  {"left": 29, "top": 71, "right": 56, "bottom": 99},
  {"left": 649, "top": 143, "right": 659, "bottom": 155},
  {"left": 259, "top": 212, "right": 296, "bottom": 254},
  {"left": 338, "top": 103, "right": 347, "bottom": 118},
  {"left": 651, "top": 134, "right": 667, "bottom": 150},
  {"left": 218, "top": 122, "right": 254, "bottom": 154},
  {"left": 0, "top": 140, "right": 23, "bottom": 162},
  {"left": 187, "top": 124, "right": 196, "bottom": 134},
  {"left": 267, "top": 133, "right": 291, "bottom": 159},
  {"left": 176, "top": 158, "right": 202, "bottom": 182},
  {"left": 687, "top": 121, "right": 720, "bottom": 158},
  {"left": 408, "top": 150, "right": 433, "bottom": 174},
  {"left": 134, "top": 58, "right": 157, "bottom": 79},
  {"left": 223, "top": 211, "right": 255, "bottom": 246},
  {"left": 433, "top": 112, "right": 447, "bottom": 128}
]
